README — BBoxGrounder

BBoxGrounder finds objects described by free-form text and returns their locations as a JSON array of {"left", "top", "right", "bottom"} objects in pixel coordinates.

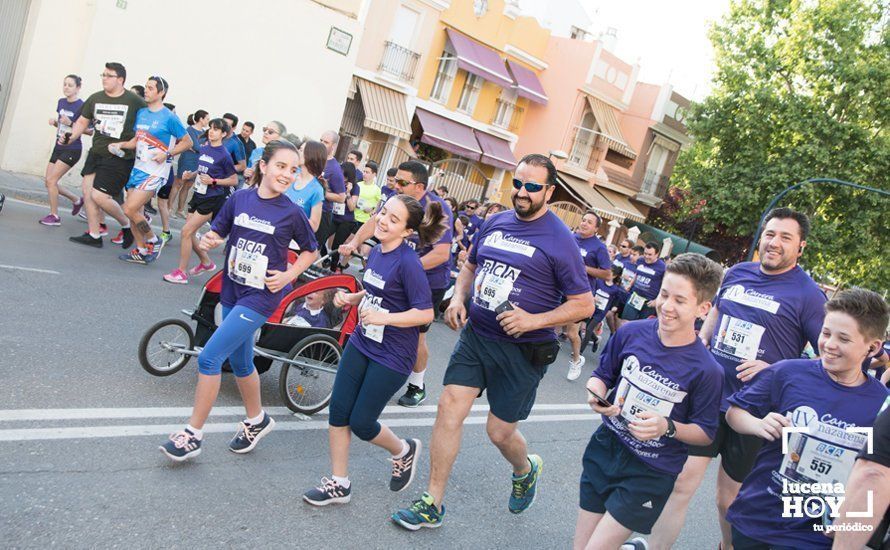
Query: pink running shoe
[
  {"left": 110, "top": 229, "right": 123, "bottom": 244},
  {"left": 39, "top": 214, "right": 61, "bottom": 226},
  {"left": 188, "top": 262, "right": 217, "bottom": 276},
  {"left": 71, "top": 197, "right": 84, "bottom": 217},
  {"left": 163, "top": 269, "right": 189, "bottom": 284}
]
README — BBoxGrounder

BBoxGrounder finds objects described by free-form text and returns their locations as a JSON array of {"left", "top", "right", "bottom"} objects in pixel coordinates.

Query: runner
[
  {"left": 328, "top": 161, "right": 360, "bottom": 271},
  {"left": 391, "top": 154, "right": 595, "bottom": 530},
  {"left": 238, "top": 121, "right": 257, "bottom": 161},
  {"left": 170, "top": 110, "right": 208, "bottom": 218},
  {"left": 222, "top": 112, "right": 247, "bottom": 182},
  {"left": 244, "top": 121, "right": 285, "bottom": 180},
  {"left": 649, "top": 208, "right": 828, "bottom": 550},
  {"left": 724, "top": 288, "right": 889, "bottom": 549},
  {"left": 162, "top": 119, "right": 237, "bottom": 284},
  {"left": 381, "top": 168, "right": 398, "bottom": 200},
  {"left": 355, "top": 161, "right": 381, "bottom": 226},
  {"left": 459, "top": 200, "right": 483, "bottom": 238},
  {"left": 283, "top": 140, "right": 326, "bottom": 232},
  {"left": 159, "top": 139, "right": 318, "bottom": 461},
  {"left": 303, "top": 194, "right": 447, "bottom": 506},
  {"left": 619, "top": 242, "right": 666, "bottom": 321},
  {"left": 575, "top": 253, "right": 725, "bottom": 550},
  {"left": 566, "top": 211, "right": 611, "bottom": 380},
  {"left": 316, "top": 130, "right": 346, "bottom": 258},
  {"left": 110, "top": 77, "right": 191, "bottom": 264},
  {"left": 40, "top": 74, "right": 88, "bottom": 226},
  {"left": 346, "top": 149, "right": 364, "bottom": 182},
  {"left": 583, "top": 263, "right": 625, "bottom": 352},
  {"left": 66, "top": 62, "right": 146, "bottom": 248},
  {"left": 153, "top": 102, "right": 180, "bottom": 244}
]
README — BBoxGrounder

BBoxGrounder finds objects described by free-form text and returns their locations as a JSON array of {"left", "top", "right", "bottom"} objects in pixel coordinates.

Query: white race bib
[
  {"left": 714, "top": 315, "right": 765, "bottom": 361},
  {"left": 781, "top": 428, "right": 860, "bottom": 486},
  {"left": 227, "top": 247, "right": 268, "bottom": 289},
  {"left": 628, "top": 292, "right": 646, "bottom": 310},
  {"left": 595, "top": 293, "right": 609, "bottom": 312},
  {"left": 194, "top": 181, "right": 208, "bottom": 194},
  {"left": 616, "top": 378, "right": 677, "bottom": 424},
  {"left": 332, "top": 202, "right": 346, "bottom": 216},
  {"left": 358, "top": 295, "right": 389, "bottom": 343},
  {"left": 474, "top": 271, "right": 514, "bottom": 311}
]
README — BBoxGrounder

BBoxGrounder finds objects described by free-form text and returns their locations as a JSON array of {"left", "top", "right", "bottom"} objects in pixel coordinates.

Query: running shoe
[
  {"left": 398, "top": 384, "right": 426, "bottom": 408},
  {"left": 120, "top": 249, "right": 148, "bottom": 265},
  {"left": 390, "top": 439, "right": 421, "bottom": 492},
  {"left": 567, "top": 356, "right": 586, "bottom": 381},
  {"left": 78, "top": 210, "right": 88, "bottom": 221},
  {"left": 144, "top": 202, "right": 157, "bottom": 215},
  {"left": 303, "top": 477, "right": 352, "bottom": 506},
  {"left": 99, "top": 223, "right": 109, "bottom": 237},
  {"left": 188, "top": 262, "right": 217, "bottom": 276},
  {"left": 39, "top": 214, "right": 61, "bottom": 226},
  {"left": 391, "top": 492, "right": 445, "bottom": 531},
  {"left": 509, "top": 454, "right": 543, "bottom": 514},
  {"left": 111, "top": 230, "right": 124, "bottom": 245},
  {"left": 159, "top": 428, "right": 202, "bottom": 462},
  {"left": 620, "top": 538, "right": 650, "bottom": 550},
  {"left": 145, "top": 239, "right": 164, "bottom": 262},
  {"left": 163, "top": 269, "right": 189, "bottom": 284},
  {"left": 228, "top": 413, "right": 275, "bottom": 454},
  {"left": 71, "top": 197, "right": 84, "bottom": 217},
  {"left": 121, "top": 227, "right": 134, "bottom": 249},
  {"left": 160, "top": 231, "right": 172, "bottom": 244},
  {"left": 69, "top": 233, "right": 102, "bottom": 248}
]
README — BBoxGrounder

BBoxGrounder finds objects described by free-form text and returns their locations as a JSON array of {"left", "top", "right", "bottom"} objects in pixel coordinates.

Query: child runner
[
  {"left": 170, "top": 110, "right": 208, "bottom": 218},
  {"left": 162, "top": 119, "right": 236, "bottom": 284},
  {"left": 303, "top": 195, "right": 446, "bottom": 505},
  {"left": 576, "top": 253, "right": 724, "bottom": 549},
  {"left": 160, "top": 139, "right": 318, "bottom": 461},
  {"left": 725, "top": 288, "right": 890, "bottom": 549},
  {"left": 580, "top": 263, "right": 625, "bottom": 356},
  {"left": 40, "top": 74, "right": 88, "bottom": 226}
]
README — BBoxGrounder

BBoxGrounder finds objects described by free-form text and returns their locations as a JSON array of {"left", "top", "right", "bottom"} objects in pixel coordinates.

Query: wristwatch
[
  {"left": 664, "top": 417, "right": 677, "bottom": 438},
  {"left": 211, "top": 178, "right": 218, "bottom": 185}
]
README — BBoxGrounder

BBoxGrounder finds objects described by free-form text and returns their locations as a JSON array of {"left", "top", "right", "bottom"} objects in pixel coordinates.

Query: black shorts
[
  {"left": 83, "top": 152, "right": 133, "bottom": 197},
  {"left": 688, "top": 412, "right": 763, "bottom": 482},
  {"left": 49, "top": 148, "right": 81, "bottom": 167},
  {"left": 188, "top": 194, "right": 226, "bottom": 217},
  {"left": 420, "top": 287, "right": 448, "bottom": 333},
  {"left": 157, "top": 179, "right": 174, "bottom": 200}
]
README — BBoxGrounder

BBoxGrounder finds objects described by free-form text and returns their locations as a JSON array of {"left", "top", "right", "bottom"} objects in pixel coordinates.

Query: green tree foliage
[{"left": 665, "top": 0, "right": 889, "bottom": 292}]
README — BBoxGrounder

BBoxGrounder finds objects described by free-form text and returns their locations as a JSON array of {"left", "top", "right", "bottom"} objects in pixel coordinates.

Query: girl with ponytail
[{"left": 169, "top": 109, "right": 209, "bottom": 218}]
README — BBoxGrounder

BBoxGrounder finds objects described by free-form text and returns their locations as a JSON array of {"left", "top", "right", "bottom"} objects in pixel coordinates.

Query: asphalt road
[{"left": 0, "top": 196, "right": 722, "bottom": 549}]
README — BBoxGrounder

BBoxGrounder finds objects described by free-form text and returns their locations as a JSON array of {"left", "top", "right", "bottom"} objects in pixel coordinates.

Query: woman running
[
  {"left": 284, "top": 140, "right": 326, "bottom": 231},
  {"left": 40, "top": 74, "right": 90, "bottom": 226},
  {"left": 162, "top": 118, "right": 237, "bottom": 284},
  {"left": 303, "top": 195, "right": 446, "bottom": 505},
  {"left": 169, "top": 109, "right": 208, "bottom": 219},
  {"left": 160, "top": 139, "right": 318, "bottom": 461},
  {"left": 243, "top": 121, "right": 285, "bottom": 180}
]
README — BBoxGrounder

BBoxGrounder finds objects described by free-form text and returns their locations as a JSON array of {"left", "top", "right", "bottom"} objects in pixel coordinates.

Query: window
[
  {"left": 568, "top": 112, "right": 598, "bottom": 167},
  {"left": 642, "top": 144, "right": 669, "bottom": 195},
  {"left": 456, "top": 73, "right": 482, "bottom": 114},
  {"left": 492, "top": 89, "right": 518, "bottom": 129},
  {"left": 430, "top": 52, "right": 457, "bottom": 103}
]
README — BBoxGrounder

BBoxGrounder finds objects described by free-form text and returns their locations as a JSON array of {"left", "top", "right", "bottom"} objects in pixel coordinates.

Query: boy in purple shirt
[{"left": 620, "top": 241, "right": 666, "bottom": 321}]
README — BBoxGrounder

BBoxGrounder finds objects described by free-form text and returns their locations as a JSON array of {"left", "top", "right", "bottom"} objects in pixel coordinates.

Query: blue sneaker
[
  {"left": 303, "top": 477, "right": 352, "bottom": 506},
  {"left": 159, "top": 429, "right": 202, "bottom": 462},
  {"left": 508, "top": 454, "right": 543, "bottom": 514},
  {"left": 391, "top": 492, "right": 445, "bottom": 531},
  {"left": 120, "top": 249, "right": 148, "bottom": 264},
  {"left": 228, "top": 412, "right": 275, "bottom": 454},
  {"left": 146, "top": 238, "right": 164, "bottom": 262}
]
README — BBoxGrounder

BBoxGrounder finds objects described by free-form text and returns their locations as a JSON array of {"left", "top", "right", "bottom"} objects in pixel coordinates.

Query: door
[
  {"left": 0, "top": 0, "right": 32, "bottom": 129},
  {"left": 389, "top": 5, "right": 419, "bottom": 48}
]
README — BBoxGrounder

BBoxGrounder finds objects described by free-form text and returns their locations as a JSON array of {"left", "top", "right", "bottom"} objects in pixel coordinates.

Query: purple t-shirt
[
  {"left": 726, "top": 359, "right": 889, "bottom": 548},
  {"left": 592, "top": 318, "right": 724, "bottom": 475},
  {"left": 211, "top": 187, "right": 318, "bottom": 317},
  {"left": 54, "top": 98, "right": 84, "bottom": 151},
  {"left": 615, "top": 255, "right": 637, "bottom": 292},
  {"left": 710, "top": 262, "right": 827, "bottom": 411},
  {"left": 592, "top": 281, "right": 622, "bottom": 324},
  {"left": 464, "top": 213, "right": 483, "bottom": 236},
  {"left": 406, "top": 191, "right": 454, "bottom": 290},
  {"left": 630, "top": 257, "right": 666, "bottom": 300},
  {"left": 468, "top": 210, "right": 590, "bottom": 343},
  {"left": 323, "top": 158, "right": 346, "bottom": 215},
  {"left": 194, "top": 144, "right": 236, "bottom": 199},
  {"left": 350, "top": 241, "right": 433, "bottom": 375},
  {"left": 575, "top": 233, "right": 611, "bottom": 292},
  {"left": 381, "top": 185, "right": 397, "bottom": 200}
]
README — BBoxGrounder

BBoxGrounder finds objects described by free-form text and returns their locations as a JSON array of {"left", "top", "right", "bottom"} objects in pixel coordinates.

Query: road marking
[
  {"left": 0, "top": 264, "right": 60, "bottom": 275},
  {"left": 0, "top": 412, "right": 600, "bottom": 442}
]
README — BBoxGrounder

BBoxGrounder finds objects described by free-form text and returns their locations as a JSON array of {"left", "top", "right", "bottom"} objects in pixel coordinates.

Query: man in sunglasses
[
  {"left": 460, "top": 201, "right": 483, "bottom": 239},
  {"left": 392, "top": 153, "right": 595, "bottom": 531}
]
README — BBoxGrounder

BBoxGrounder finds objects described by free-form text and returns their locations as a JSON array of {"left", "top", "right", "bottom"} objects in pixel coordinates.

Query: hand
[
  {"left": 628, "top": 411, "right": 669, "bottom": 441},
  {"left": 49, "top": 117, "right": 58, "bottom": 127},
  {"left": 198, "top": 231, "right": 224, "bottom": 251},
  {"left": 346, "top": 182, "right": 353, "bottom": 193},
  {"left": 444, "top": 300, "right": 467, "bottom": 330},
  {"left": 107, "top": 143, "right": 124, "bottom": 155},
  {"left": 152, "top": 151, "right": 168, "bottom": 163},
  {"left": 333, "top": 291, "right": 351, "bottom": 308},
  {"left": 243, "top": 167, "right": 254, "bottom": 179},
  {"left": 497, "top": 304, "right": 538, "bottom": 337},
  {"left": 181, "top": 171, "right": 194, "bottom": 180},
  {"left": 59, "top": 115, "right": 72, "bottom": 126},
  {"left": 586, "top": 380, "right": 620, "bottom": 416},
  {"left": 736, "top": 359, "right": 770, "bottom": 383},
  {"left": 264, "top": 270, "right": 293, "bottom": 293},
  {"left": 360, "top": 307, "right": 388, "bottom": 326},
  {"left": 647, "top": 300, "right": 656, "bottom": 308},
  {"left": 338, "top": 243, "right": 356, "bottom": 259},
  {"left": 754, "top": 412, "right": 791, "bottom": 441},
  {"left": 197, "top": 173, "right": 214, "bottom": 186}
]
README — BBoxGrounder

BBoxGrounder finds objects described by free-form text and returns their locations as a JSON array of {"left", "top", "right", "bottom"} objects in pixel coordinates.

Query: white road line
[
  {"left": 0, "top": 413, "right": 600, "bottom": 442},
  {"left": 0, "top": 264, "right": 60, "bottom": 275}
]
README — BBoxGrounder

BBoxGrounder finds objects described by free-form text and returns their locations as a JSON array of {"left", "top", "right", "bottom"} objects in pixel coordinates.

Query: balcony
[
  {"left": 635, "top": 170, "right": 671, "bottom": 207},
  {"left": 565, "top": 126, "right": 598, "bottom": 172},
  {"left": 378, "top": 41, "right": 421, "bottom": 83},
  {"left": 490, "top": 99, "right": 524, "bottom": 132}
]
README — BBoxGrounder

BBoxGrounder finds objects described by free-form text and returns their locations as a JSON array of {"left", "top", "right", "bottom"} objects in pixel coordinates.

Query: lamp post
[{"left": 548, "top": 149, "right": 568, "bottom": 161}]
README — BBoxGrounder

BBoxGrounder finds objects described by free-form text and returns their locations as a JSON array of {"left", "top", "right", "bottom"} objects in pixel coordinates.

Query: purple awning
[
  {"left": 415, "top": 108, "right": 482, "bottom": 160},
  {"left": 474, "top": 130, "right": 517, "bottom": 171},
  {"left": 506, "top": 60, "right": 548, "bottom": 105},
  {"left": 445, "top": 28, "right": 514, "bottom": 88}
]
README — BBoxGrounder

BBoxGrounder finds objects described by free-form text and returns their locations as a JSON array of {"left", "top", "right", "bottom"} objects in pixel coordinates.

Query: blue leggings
[
  {"left": 328, "top": 342, "right": 408, "bottom": 441},
  {"left": 197, "top": 305, "right": 268, "bottom": 377}
]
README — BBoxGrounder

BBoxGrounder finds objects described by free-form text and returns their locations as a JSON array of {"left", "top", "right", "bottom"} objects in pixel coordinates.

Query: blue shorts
[
  {"left": 579, "top": 425, "right": 677, "bottom": 534},
  {"left": 442, "top": 323, "right": 547, "bottom": 423}
]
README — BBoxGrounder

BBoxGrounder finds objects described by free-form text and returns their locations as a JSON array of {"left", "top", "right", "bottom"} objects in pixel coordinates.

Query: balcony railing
[
  {"left": 491, "top": 99, "right": 524, "bottom": 132},
  {"left": 640, "top": 169, "right": 671, "bottom": 197},
  {"left": 378, "top": 41, "right": 421, "bottom": 83},
  {"left": 566, "top": 126, "right": 598, "bottom": 170}
]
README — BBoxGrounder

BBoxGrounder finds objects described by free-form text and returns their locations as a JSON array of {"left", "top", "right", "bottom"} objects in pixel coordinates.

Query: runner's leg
[
  {"left": 486, "top": 413, "right": 530, "bottom": 474},
  {"left": 583, "top": 512, "right": 634, "bottom": 550},
  {"left": 426, "top": 384, "right": 477, "bottom": 505},
  {"left": 647, "top": 455, "right": 712, "bottom": 549},
  {"left": 715, "top": 464, "right": 743, "bottom": 549},
  {"left": 122, "top": 189, "right": 155, "bottom": 249},
  {"left": 573, "top": 510, "right": 603, "bottom": 550},
  {"left": 45, "top": 161, "right": 77, "bottom": 216},
  {"left": 567, "top": 322, "right": 582, "bottom": 362},
  {"left": 176, "top": 179, "right": 192, "bottom": 216},
  {"left": 178, "top": 212, "right": 212, "bottom": 272},
  {"left": 90, "top": 188, "right": 128, "bottom": 228}
]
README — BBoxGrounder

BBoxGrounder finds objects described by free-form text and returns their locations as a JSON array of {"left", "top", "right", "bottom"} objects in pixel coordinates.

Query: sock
[
  {"left": 332, "top": 475, "right": 350, "bottom": 488},
  {"left": 393, "top": 439, "right": 410, "bottom": 459},
  {"left": 246, "top": 411, "right": 265, "bottom": 425},
  {"left": 88, "top": 232, "right": 101, "bottom": 239},
  {"left": 121, "top": 224, "right": 131, "bottom": 230},
  {"left": 407, "top": 370, "right": 425, "bottom": 388},
  {"left": 512, "top": 457, "right": 533, "bottom": 479},
  {"left": 186, "top": 424, "right": 204, "bottom": 439},
  {"left": 147, "top": 236, "right": 158, "bottom": 244},
  {"left": 138, "top": 247, "right": 149, "bottom": 255}
]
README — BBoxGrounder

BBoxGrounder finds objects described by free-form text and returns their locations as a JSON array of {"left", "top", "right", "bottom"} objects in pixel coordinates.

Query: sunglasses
[
  {"left": 99, "top": 73, "right": 121, "bottom": 79},
  {"left": 262, "top": 127, "right": 279, "bottom": 135},
  {"left": 395, "top": 178, "right": 417, "bottom": 187},
  {"left": 512, "top": 178, "right": 549, "bottom": 193}
]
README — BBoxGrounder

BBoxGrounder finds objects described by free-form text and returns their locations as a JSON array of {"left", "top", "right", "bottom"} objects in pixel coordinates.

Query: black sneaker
[
  {"left": 143, "top": 203, "right": 157, "bottom": 215},
  {"left": 398, "top": 384, "right": 426, "bottom": 408},
  {"left": 303, "top": 477, "right": 352, "bottom": 506},
  {"left": 228, "top": 412, "right": 275, "bottom": 454},
  {"left": 390, "top": 438, "right": 421, "bottom": 492},
  {"left": 69, "top": 232, "right": 103, "bottom": 248},
  {"left": 121, "top": 227, "right": 134, "bottom": 249},
  {"left": 159, "top": 429, "right": 202, "bottom": 462}
]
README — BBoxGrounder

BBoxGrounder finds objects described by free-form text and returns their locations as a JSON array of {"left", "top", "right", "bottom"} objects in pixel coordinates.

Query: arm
[
  {"left": 199, "top": 173, "right": 238, "bottom": 187},
  {"left": 342, "top": 217, "right": 376, "bottom": 251},
  {"left": 111, "top": 136, "right": 139, "bottom": 150},
  {"left": 366, "top": 307, "right": 434, "bottom": 329},
  {"left": 234, "top": 159, "right": 246, "bottom": 174},
  {"left": 444, "top": 261, "right": 477, "bottom": 330},
  {"left": 586, "top": 266, "right": 611, "bottom": 280},
  {"left": 420, "top": 243, "right": 450, "bottom": 270},
  {"left": 325, "top": 190, "right": 347, "bottom": 203},
  {"left": 699, "top": 304, "right": 720, "bottom": 345},
  {"left": 497, "top": 292, "right": 595, "bottom": 337},
  {"left": 725, "top": 405, "right": 790, "bottom": 441},
  {"left": 831, "top": 459, "right": 890, "bottom": 548},
  {"left": 62, "top": 116, "right": 91, "bottom": 144},
  {"left": 308, "top": 203, "right": 322, "bottom": 232},
  {"left": 266, "top": 249, "right": 319, "bottom": 293},
  {"left": 628, "top": 411, "right": 715, "bottom": 446},
  {"left": 168, "top": 133, "right": 193, "bottom": 157}
]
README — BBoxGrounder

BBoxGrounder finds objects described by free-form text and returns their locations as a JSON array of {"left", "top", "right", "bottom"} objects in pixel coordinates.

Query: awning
[
  {"left": 445, "top": 28, "right": 514, "bottom": 88},
  {"left": 506, "top": 60, "right": 547, "bottom": 105},
  {"left": 415, "top": 108, "right": 482, "bottom": 160},
  {"left": 355, "top": 78, "right": 412, "bottom": 140},
  {"left": 474, "top": 130, "right": 516, "bottom": 170},
  {"left": 557, "top": 171, "right": 625, "bottom": 221},
  {"left": 596, "top": 187, "right": 647, "bottom": 223},
  {"left": 585, "top": 95, "right": 637, "bottom": 159}
]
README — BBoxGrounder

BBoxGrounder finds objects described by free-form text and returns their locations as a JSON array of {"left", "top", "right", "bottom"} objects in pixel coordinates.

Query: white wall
[{"left": 0, "top": 0, "right": 363, "bottom": 179}]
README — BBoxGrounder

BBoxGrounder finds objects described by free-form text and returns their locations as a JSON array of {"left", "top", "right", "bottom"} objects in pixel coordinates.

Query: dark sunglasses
[
  {"left": 512, "top": 178, "right": 549, "bottom": 193},
  {"left": 262, "top": 127, "right": 278, "bottom": 135},
  {"left": 395, "top": 178, "right": 416, "bottom": 187}
]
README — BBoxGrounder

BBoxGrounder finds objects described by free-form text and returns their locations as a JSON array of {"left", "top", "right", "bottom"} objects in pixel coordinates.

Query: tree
[{"left": 665, "top": 0, "right": 889, "bottom": 292}]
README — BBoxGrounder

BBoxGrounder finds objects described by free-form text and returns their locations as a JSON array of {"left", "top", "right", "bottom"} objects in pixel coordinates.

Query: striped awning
[
  {"left": 355, "top": 77, "right": 412, "bottom": 140},
  {"left": 596, "top": 187, "right": 647, "bottom": 223},
  {"left": 557, "top": 171, "right": 625, "bottom": 221},
  {"left": 585, "top": 95, "right": 637, "bottom": 159}
]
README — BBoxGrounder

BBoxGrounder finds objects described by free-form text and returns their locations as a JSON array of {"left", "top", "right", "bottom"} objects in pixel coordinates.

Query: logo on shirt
[
  {"left": 199, "top": 154, "right": 215, "bottom": 164},
  {"left": 233, "top": 238, "right": 267, "bottom": 255},
  {"left": 637, "top": 264, "right": 656, "bottom": 276},
  {"left": 234, "top": 213, "right": 275, "bottom": 235},
  {"left": 722, "top": 284, "right": 781, "bottom": 314},
  {"left": 363, "top": 269, "right": 386, "bottom": 289},
  {"left": 483, "top": 231, "right": 536, "bottom": 258}
]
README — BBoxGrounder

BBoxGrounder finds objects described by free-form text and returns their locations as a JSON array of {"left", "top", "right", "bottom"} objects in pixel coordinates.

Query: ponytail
[
  {"left": 395, "top": 195, "right": 447, "bottom": 248},
  {"left": 187, "top": 114, "right": 194, "bottom": 125},
  {"left": 190, "top": 109, "right": 209, "bottom": 127}
]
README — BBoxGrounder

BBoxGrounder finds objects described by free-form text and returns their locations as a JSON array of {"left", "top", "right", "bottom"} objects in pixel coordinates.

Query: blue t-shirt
[
  {"left": 211, "top": 187, "right": 318, "bottom": 317},
  {"left": 630, "top": 257, "right": 666, "bottom": 301},
  {"left": 126, "top": 106, "right": 187, "bottom": 189},
  {"left": 247, "top": 146, "right": 263, "bottom": 169},
  {"left": 592, "top": 318, "right": 724, "bottom": 475},
  {"left": 194, "top": 144, "right": 236, "bottom": 198},
  {"left": 592, "top": 281, "right": 622, "bottom": 324},
  {"left": 323, "top": 158, "right": 346, "bottom": 215},
  {"left": 406, "top": 191, "right": 454, "bottom": 291},
  {"left": 53, "top": 98, "right": 85, "bottom": 151},
  {"left": 710, "top": 262, "right": 827, "bottom": 411},
  {"left": 350, "top": 241, "right": 433, "bottom": 375},
  {"left": 726, "top": 359, "right": 889, "bottom": 548},
  {"left": 284, "top": 176, "right": 325, "bottom": 219},
  {"left": 177, "top": 125, "right": 204, "bottom": 167},
  {"left": 575, "top": 233, "right": 611, "bottom": 292},
  {"left": 224, "top": 134, "right": 246, "bottom": 165},
  {"left": 468, "top": 210, "right": 590, "bottom": 343}
]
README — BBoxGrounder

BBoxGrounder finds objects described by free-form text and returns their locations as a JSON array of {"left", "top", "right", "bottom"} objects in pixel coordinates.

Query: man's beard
[{"left": 512, "top": 194, "right": 544, "bottom": 219}]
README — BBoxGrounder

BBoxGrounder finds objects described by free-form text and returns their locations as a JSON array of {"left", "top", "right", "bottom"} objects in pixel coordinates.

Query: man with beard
[
  {"left": 646, "top": 207, "right": 827, "bottom": 550},
  {"left": 391, "top": 154, "right": 595, "bottom": 530}
]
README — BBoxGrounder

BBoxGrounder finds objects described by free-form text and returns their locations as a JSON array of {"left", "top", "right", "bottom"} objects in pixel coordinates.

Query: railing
[
  {"left": 429, "top": 157, "right": 494, "bottom": 203},
  {"left": 566, "top": 126, "right": 598, "bottom": 169},
  {"left": 491, "top": 99, "right": 524, "bottom": 132},
  {"left": 378, "top": 41, "right": 421, "bottom": 83},
  {"left": 640, "top": 170, "right": 671, "bottom": 197}
]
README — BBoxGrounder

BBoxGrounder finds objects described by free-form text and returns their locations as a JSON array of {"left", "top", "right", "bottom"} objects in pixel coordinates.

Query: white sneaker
[
  {"left": 620, "top": 537, "right": 649, "bottom": 550},
  {"left": 567, "top": 356, "right": 586, "bottom": 381}
]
